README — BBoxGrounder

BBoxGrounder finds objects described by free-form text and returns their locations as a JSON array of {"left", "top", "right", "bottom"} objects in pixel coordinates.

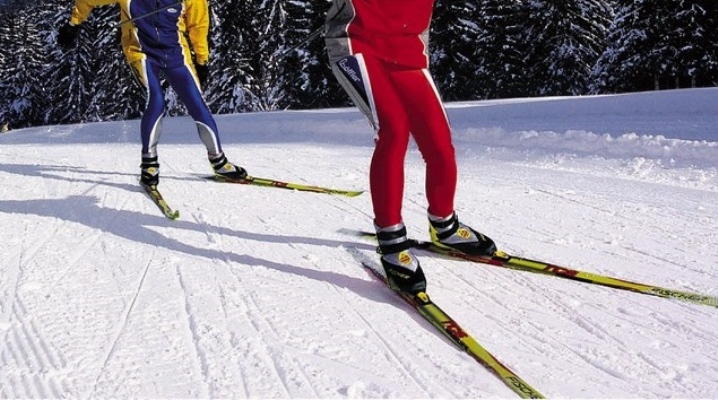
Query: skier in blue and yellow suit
[{"left": 58, "top": 0, "right": 247, "bottom": 188}]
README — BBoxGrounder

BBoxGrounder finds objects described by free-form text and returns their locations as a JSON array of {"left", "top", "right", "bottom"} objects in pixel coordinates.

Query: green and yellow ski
[
  {"left": 351, "top": 230, "right": 718, "bottom": 309},
  {"left": 207, "top": 175, "right": 364, "bottom": 197},
  {"left": 348, "top": 247, "right": 545, "bottom": 399},
  {"left": 141, "top": 183, "right": 179, "bottom": 220}
]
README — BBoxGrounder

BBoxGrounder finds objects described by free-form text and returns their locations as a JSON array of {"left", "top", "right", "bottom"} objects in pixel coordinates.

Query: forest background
[{"left": 0, "top": 0, "right": 717, "bottom": 130}]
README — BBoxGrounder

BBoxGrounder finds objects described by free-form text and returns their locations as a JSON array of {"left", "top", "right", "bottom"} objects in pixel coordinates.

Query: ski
[
  {"left": 206, "top": 175, "right": 364, "bottom": 197},
  {"left": 347, "top": 247, "right": 545, "bottom": 399},
  {"left": 349, "top": 230, "right": 718, "bottom": 309},
  {"left": 141, "top": 183, "right": 179, "bottom": 220}
]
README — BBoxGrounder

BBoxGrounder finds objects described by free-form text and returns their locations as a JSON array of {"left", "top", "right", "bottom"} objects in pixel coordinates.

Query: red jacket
[{"left": 325, "top": 0, "right": 435, "bottom": 69}]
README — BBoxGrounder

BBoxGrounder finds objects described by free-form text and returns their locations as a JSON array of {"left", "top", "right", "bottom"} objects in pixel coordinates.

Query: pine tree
[
  {"left": 591, "top": 0, "right": 717, "bottom": 93},
  {"left": 702, "top": 0, "right": 718, "bottom": 85},
  {"left": 591, "top": 0, "right": 652, "bottom": 92},
  {"left": 207, "top": 0, "right": 262, "bottom": 113},
  {"left": 473, "top": 0, "right": 529, "bottom": 99},
  {"left": 0, "top": 10, "right": 12, "bottom": 127},
  {"left": 430, "top": 1, "right": 483, "bottom": 101},
  {"left": 47, "top": 1, "right": 103, "bottom": 124},
  {"left": 522, "top": 0, "right": 612, "bottom": 96},
  {"left": 209, "top": 0, "right": 291, "bottom": 112},
  {"left": 0, "top": 4, "right": 53, "bottom": 128},
  {"left": 2, "top": 0, "right": 716, "bottom": 128},
  {"left": 277, "top": 0, "right": 346, "bottom": 109},
  {"left": 651, "top": 0, "right": 718, "bottom": 88},
  {"left": 82, "top": 5, "right": 144, "bottom": 122}
]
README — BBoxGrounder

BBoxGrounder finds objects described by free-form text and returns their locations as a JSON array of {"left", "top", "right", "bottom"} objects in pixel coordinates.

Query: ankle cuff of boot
[
  {"left": 376, "top": 222, "right": 413, "bottom": 254},
  {"left": 429, "top": 212, "right": 459, "bottom": 240},
  {"left": 141, "top": 155, "right": 159, "bottom": 169},
  {"left": 210, "top": 153, "right": 228, "bottom": 170}
]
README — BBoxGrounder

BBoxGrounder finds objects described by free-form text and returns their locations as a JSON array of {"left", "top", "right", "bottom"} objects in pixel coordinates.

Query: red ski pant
[{"left": 362, "top": 56, "right": 457, "bottom": 227}]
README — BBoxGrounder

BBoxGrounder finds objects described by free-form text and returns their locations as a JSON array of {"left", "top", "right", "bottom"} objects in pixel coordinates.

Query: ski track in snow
[{"left": 1, "top": 89, "right": 717, "bottom": 398}]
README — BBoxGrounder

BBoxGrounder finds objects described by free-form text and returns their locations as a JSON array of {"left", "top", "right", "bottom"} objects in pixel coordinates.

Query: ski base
[
  {"left": 206, "top": 175, "right": 364, "bottom": 197},
  {"left": 348, "top": 248, "right": 545, "bottom": 399},
  {"left": 141, "top": 183, "right": 179, "bottom": 220}
]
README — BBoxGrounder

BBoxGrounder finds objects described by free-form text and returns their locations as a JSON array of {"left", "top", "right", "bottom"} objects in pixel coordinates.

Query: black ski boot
[
  {"left": 140, "top": 156, "right": 159, "bottom": 187},
  {"left": 210, "top": 153, "right": 248, "bottom": 180},
  {"left": 376, "top": 222, "right": 427, "bottom": 294}
]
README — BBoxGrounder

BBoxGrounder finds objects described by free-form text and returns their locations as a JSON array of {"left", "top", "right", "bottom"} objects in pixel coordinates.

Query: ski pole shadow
[{"left": 0, "top": 194, "right": 386, "bottom": 303}]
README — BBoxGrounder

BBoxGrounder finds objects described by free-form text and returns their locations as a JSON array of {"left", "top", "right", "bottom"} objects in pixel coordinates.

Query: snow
[{"left": 1, "top": 87, "right": 717, "bottom": 398}]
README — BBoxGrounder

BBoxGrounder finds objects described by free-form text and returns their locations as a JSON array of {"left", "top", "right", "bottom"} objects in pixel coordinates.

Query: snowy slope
[{"left": 1, "top": 88, "right": 717, "bottom": 398}]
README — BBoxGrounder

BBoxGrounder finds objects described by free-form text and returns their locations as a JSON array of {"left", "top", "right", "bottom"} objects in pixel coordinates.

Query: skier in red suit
[{"left": 326, "top": 0, "right": 497, "bottom": 294}]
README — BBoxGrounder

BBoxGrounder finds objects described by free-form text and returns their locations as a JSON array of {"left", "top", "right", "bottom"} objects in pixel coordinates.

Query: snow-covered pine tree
[
  {"left": 83, "top": 5, "right": 143, "bottom": 122},
  {"left": 0, "top": 9, "right": 12, "bottom": 125},
  {"left": 47, "top": 1, "right": 103, "bottom": 124},
  {"left": 430, "top": 0, "right": 484, "bottom": 101},
  {"left": 522, "top": 0, "right": 612, "bottom": 96},
  {"left": 591, "top": 0, "right": 716, "bottom": 93},
  {"left": 0, "top": 3, "right": 54, "bottom": 128},
  {"left": 277, "top": 0, "right": 347, "bottom": 109},
  {"left": 649, "top": 0, "right": 717, "bottom": 89},
  {"left": 209, "top": 0, "right": 290, "bottom": 112},
  {"left": 252, "top": 0, "right": 295, "bottom": 111},
  {"left": 207, "top": 0, "right": 264, "bottom": 113},
  {"left": 704, "top": 0, "right": 718, "bottom": 86},
  {"left": 473, "top": 0, "right": 529, "bottom": 99},
  {"left": 1, "top": 0, "right": 715, "bottom": 127}
]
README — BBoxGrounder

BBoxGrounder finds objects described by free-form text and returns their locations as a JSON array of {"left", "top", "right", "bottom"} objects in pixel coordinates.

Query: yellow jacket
[{"left": 69, "top": 0, "right": 209, "bottom": 67}]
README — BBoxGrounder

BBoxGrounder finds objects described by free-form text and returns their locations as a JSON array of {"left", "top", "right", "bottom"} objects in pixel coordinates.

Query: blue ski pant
[{"left": 132, "top": 59, "right": 223, "bottom": 159}]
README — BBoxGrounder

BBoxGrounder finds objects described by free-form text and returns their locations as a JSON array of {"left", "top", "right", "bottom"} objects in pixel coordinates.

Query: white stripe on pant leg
[
  {"left": 196, "top": 121, "right": 221, "bottom": 156},
  {"left": 332, "top": 54, "right": 380, "bottom": 133},
  {"left": 421, "top": 68, "right": 450, "bottom": 126},
  {"left": 146, "top": 116, "right": 163, "bottom": 158}
]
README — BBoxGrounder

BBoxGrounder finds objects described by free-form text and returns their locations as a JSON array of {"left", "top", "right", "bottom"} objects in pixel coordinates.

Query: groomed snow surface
[{"left": 1, "top": 88, "right": 717, "bottom": 398}]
